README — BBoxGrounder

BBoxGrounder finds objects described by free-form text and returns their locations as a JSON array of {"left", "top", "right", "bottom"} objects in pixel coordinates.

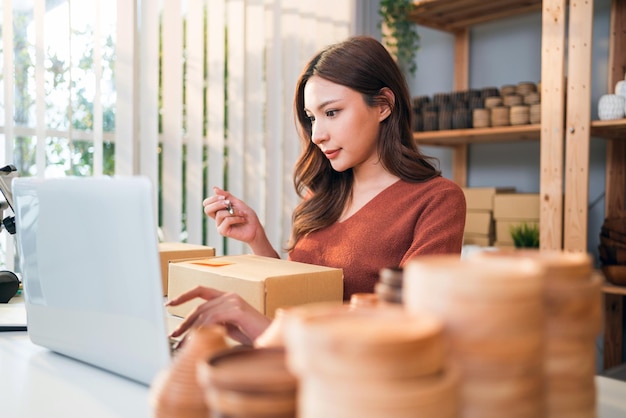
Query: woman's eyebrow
[{"left": 304, "top": 98, "right": 341, "bottom": 113}]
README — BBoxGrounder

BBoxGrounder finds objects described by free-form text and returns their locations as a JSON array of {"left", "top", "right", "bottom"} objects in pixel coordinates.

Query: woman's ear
[{"left": 378, "top": 87, "right": 395, "bottom": 122}]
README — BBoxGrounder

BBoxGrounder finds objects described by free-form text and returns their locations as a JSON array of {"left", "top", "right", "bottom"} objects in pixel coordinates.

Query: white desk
[
  {"left": 2, "top": 330, "right": 626, "bottom": 418},
  {"left": 1, "top": 332, "right": 151, "bottom": 418}
]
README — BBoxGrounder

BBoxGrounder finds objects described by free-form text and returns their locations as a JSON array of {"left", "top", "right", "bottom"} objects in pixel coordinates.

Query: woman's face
[{"left": 303, "top": 76, "right": 389, "bottom": 173}]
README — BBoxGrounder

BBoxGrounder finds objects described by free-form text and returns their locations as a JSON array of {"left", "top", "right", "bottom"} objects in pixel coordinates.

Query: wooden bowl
[{"left": 602, "top": 265, "right": 626, "bottom": 286}]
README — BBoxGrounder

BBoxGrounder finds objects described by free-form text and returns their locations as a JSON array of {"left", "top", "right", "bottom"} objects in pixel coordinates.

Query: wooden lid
[
  {"left": 472, "top": 249, "right": 593, "bottom": 284},
  {"left": 404, "top": 254, "right": 544, "bottom": 306},
  {"left": 202, "top": 346, "right": 297, "bottom": 393},
  {"left": 283, "top": 303, "right": 445, "bottom": 379},
  {"left": 295, "top": 305, "right": 442, "bottom": 349},
  {"left": 349, "top": 292, "right": 380, "bottom": 309}
]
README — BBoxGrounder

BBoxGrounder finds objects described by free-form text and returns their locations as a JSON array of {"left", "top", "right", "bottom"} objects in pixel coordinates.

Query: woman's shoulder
[
  {"left": 392, "top": 177, "right": 466, "bottom": 211},
  {"left": 395, "top": 176, "right": 464, "bottom": 195}
]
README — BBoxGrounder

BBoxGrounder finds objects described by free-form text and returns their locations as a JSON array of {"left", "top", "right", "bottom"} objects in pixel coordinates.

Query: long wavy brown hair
[{"left": 288, "top": 35, "right": 440, "bottom": 250}]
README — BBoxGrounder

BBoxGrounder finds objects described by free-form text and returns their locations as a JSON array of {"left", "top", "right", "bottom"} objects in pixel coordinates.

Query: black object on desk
[
  {"left": 0, "top": 164, "right": 20, "bottom": 304},
  {"left": 0, "top": 271, "right": 20, "bottom": 303}
]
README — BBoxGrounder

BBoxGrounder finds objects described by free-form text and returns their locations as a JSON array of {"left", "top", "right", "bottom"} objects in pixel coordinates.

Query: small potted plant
[{"left": 509, "top": 222, "right": 540, "bottom": 248}]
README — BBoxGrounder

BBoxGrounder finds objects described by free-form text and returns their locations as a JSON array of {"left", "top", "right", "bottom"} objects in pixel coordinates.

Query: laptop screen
[{"left": 12, "top": 176, "right": 171, "bottom": 385}]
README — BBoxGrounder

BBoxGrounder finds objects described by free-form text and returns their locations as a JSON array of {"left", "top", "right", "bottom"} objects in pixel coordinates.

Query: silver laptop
[{"left": 12, "top": 175, "right": 172, "bottom": 385}]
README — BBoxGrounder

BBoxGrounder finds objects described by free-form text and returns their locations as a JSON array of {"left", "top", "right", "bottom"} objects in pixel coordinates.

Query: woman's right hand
[
  {"left": 203, "top": 187, "right": 279, "bottom": 257},
  {"left": 203, "top": 186, "right": 261, "bottom": 244}
]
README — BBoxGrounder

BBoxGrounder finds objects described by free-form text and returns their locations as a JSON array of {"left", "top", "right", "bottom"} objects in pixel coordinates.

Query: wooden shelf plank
[
  {"left": 409, "top": 0, "right": 542, "bottom": 32},
  {"left": 591, "top": 119, "right": 626, "bottom": 139},
  {"left": 413, "top": 124, "right": 540, "bottom": 146},
  {"left": 604, "top": 283, "right": 626, "bottom": 296},
  {"left": 412, "top": 119, "right": 626, "bottom": 147}
]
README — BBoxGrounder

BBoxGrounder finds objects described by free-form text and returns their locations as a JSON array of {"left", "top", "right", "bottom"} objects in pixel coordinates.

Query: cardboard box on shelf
[
  {"left": 463, "top": 233, "right": 493, "bottom": 247},
  {"left": 158, "top": 242, "right": 216, "bottom": 295},
  {"left": 462, "top": 187, "right": 516, "bottom": 211},
  {"left": 465, "top": 210, "right": 494, "bottom": 236},
  {"left": 494, "top": 241, "right": 517, "bottom": 249},
  {"left": 496, "top": 220, "right": 540, "bottom": 245},
  {"left": 167, "top": 254, "right": 344, "bottom": 319},
  {"left": 493, "top": 193, "right": 540, "bottom": 220}
]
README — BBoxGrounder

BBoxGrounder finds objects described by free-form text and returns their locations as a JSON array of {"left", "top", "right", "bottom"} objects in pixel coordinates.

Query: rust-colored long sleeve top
[{"left": 288, "top": 177, "right": 466, "bottom": 300}]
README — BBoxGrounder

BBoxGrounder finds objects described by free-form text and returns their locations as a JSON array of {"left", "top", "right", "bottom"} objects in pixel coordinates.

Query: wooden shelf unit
[
  {"left": 408, "top": 0, "right": 567, "bottom": 250},
  {"left": 408, "top": 0, "right": 543, "bottom": 32},
  {"left": 410, "top": 0, "right": 626, "bottom": 372},
  {"left": 600, "top": 0, "right": 626, "bottom": 372}
]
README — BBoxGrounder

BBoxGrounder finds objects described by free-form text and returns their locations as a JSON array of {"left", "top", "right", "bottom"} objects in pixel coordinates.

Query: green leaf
[
  {"left": 509, "top": 222, "right": 540, "bottom": 248},
  {"left": 378, "top": 0, "right": 420, "bottom": 76}
]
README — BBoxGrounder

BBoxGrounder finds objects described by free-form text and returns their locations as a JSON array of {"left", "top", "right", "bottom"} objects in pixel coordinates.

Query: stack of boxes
[
  {"left": 158, "top": 242, "right": 216, "bottom": 295},
  {"left": 493, "top": 193, "right": 541, "bottom": 248},
  {"left": 461, "top": 187, "right": 514, "bottom": 247},
  {"left": 166, "top": 254, "right": 344, "bottom": 319}
]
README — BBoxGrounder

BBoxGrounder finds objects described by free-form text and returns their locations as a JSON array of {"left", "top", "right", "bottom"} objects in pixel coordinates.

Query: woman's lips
[{"left": 324, "top": 149, "right": 340, "bottom": 159}]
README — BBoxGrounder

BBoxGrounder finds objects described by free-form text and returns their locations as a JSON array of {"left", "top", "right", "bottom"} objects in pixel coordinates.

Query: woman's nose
[{"left": 311, "top": 123, "right": 328, "bottom": 145}]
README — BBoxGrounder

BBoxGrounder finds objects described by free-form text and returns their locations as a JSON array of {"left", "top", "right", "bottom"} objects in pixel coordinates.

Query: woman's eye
[
  {"left": 306, "top": 114, "right": 315, "bottom": 122},
  {"left": 326, "top": 110, "right": 337, "bottom": 117}
]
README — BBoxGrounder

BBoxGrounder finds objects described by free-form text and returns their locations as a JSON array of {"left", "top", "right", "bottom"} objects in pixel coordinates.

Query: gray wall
[{"left": 406, "top": 0, "right": 612, "bottom": 264}]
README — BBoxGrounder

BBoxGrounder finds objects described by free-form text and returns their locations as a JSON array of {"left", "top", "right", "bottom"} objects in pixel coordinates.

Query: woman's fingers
[
  {"left": 203, "top": 196, "right": 233, "bottom": 219},
  {"left": 166, "top": 285, "right": 225, "bottom": 307},
  {"left": 167, "top": 290, "right": 265, "bottom": 346},
  {"left": 169, "top": 296, "right": 222, "bottom": 337}
]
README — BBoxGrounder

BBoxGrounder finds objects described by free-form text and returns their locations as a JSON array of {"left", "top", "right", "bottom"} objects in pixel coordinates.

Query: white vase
[
  {"left": 598, "top": 94, "right": 625, "bottom": 120},
  {"left": 615, "top": 80, "right": 626, "bottom": 99}
]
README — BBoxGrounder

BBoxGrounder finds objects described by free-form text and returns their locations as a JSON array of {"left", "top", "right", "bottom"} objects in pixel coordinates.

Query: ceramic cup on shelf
[{"left": 598, "top": 94, "right": 625, "bottom": 120}]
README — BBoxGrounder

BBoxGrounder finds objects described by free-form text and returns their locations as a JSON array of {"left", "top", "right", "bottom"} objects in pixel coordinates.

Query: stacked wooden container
[
  {"left": 374, "top": 266, "right": 404, "bottom": 304},
  {"left": 282, "top": 303, "right": 459, "bottom": 418},
  {"left": 404, "top": 255, "right": 547, "bottom": 418},
  {"left": 198, "top": 346, "right": 298, "bottom": 418},
  {"left": 599, "top": 216, "right": 626, "bottom": 285},
  {"left": 411, "top": 82, "right": 541, "bottom": 132},
  {"left": 402, "top": 250, "right": 601, "bottom": 418},
  {"left": 474, "top": 250, "right": 602, "bottom": 418}
]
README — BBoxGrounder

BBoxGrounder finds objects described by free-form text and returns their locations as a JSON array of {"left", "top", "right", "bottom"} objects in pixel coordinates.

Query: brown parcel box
[
  {"left": 464, "top": 210, "right": 494, "bottom": 235},
  {"left": 463, "top": 234, "right": 492, "bottom": 247},
  {"left": 462, "top": 187, "right": 515, "bottom": 211},
  {"left": 167, "top": 254, "right": 344, "bottom": 319},
  {"left": 158, "top": 242, "right": 216, "bottom": 295},
  {"left": 493, "top": 193, "right": 540, "bottom": 220}
]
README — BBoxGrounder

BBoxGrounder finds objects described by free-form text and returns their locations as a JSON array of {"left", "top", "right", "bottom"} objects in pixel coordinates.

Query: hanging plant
[{"left": 378, "top": 0, "right": 420, "bottom": 76}]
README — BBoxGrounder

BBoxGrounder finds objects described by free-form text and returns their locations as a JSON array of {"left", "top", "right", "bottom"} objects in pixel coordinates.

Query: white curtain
[{"left": 0, "top": 0, "right": 358, "bottom": 271}]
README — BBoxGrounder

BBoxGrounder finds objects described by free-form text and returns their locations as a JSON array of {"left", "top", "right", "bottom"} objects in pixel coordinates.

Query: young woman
[{"left": 167, "top": 36, "right": 466, "bottom": 346}]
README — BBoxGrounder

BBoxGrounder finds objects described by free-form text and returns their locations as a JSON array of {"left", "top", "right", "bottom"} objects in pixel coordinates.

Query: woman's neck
[
  {"left": 352, "top": 161, "right": 399, "bottom": 193},
  {"left": 339, "top": 164, "right": 400, "bottom": 222}
]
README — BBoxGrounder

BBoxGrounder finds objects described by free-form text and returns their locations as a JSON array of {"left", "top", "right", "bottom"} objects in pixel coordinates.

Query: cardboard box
[
  {"left": 463, "top": 234, "right": 493, "bottom": 247},
  {"left": 493, "top": 193, "right": 540, "bottom": 220},
  {"left": 159, "top": 242, "right": 216, "bottom": 295},
  {"left": 167, "top": 254, "right": 344, "bottom": 319},
  {"left": 494, "top": 241, "right": 517, "bottom": 249},
  {"left": 496, "top": 220, "right": 540, "bottom": 244},
  {"left": 462, "top": 187, "right": 516, "bottom": 211},
  {"left": 464, "top": 210, "right": 494, "bottom": 235}
]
